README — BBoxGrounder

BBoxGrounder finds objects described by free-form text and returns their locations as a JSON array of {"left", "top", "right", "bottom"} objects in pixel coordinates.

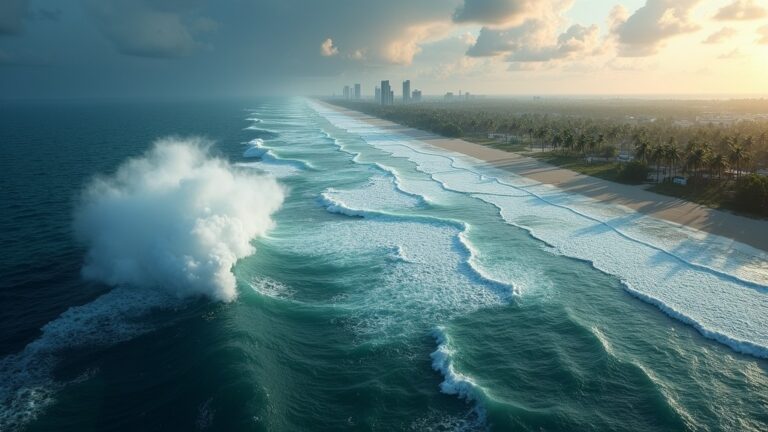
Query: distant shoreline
[{"left": 319, "top": 100, "right": 768, "bottom": 253}]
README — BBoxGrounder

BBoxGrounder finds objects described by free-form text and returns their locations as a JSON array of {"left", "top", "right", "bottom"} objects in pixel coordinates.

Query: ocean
[{"left": 1, "top": 97, "right": 766, "bottom": 431}]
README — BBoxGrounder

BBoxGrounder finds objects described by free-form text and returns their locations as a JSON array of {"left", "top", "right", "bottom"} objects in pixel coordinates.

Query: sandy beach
[{"left": 320, "top": 102, "right": 768, "bottom": 253}]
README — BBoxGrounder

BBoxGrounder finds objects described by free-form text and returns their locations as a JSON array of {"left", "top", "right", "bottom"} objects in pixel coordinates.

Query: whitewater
[
  {"left": 1, "top": 98, "right": 766, "bottom": 432},
  {"left": 310, "top": 101, "right": 768, "bottom": 359}
]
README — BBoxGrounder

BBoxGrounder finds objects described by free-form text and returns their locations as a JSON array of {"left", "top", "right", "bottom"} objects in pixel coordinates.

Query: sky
[{"left": 1, "top": 0, "right": 767, "bottom": 99}]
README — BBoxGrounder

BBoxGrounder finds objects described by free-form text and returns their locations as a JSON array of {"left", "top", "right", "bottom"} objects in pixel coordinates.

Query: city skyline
[{"left": 0, "top": 1, "right": 767, "bottom": 99}]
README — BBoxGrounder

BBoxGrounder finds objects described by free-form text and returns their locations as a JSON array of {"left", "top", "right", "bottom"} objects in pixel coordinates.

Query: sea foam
[
  {"left": 74, "top": 137, "right": 285, "bottom": 302},
  {"left": 312, "top": 101, "right": 768, "bottom": 359}
]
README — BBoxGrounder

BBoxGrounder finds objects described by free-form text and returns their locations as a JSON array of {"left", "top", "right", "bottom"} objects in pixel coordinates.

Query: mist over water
[
  {"left": 74, "top": 138, "right": 284, "bottom": 302},
  {"left": 1, "top": 98, "right": 766, "bottom": 431}
]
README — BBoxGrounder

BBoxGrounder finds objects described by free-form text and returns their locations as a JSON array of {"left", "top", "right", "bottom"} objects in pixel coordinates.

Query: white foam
[
  {"left": 243, "top": 138, "right": 269, "bottom": 158},
  {"left": 249, "top": 277, "right": 295, "bottom": 299},
  {"left": 428, "top": 327, "right": 488, "bottom": 431},
  {"left": 236, "top": 162, "right": 301, "bottom": 179},
  {"left": 321, "top": 174, "right": 422, "bottom": 214},
  {"left": 311, "top": 101, "right": 768, "bottom": 359},
  {"left": 73, "top": 138, "right": 285, "bottom": 303},
  {"left": 0, "top": 288, "right": 175, "bottom": 431}
]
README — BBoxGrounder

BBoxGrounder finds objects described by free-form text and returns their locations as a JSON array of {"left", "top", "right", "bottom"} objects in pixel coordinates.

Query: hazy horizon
[{"left": 1, "top": 0, "right": 767, "bottom": 99}]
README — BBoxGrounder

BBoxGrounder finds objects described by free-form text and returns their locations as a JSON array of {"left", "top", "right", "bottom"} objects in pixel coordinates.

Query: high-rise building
[
  {"left": 381, "top": 80, "right": 393, "bottom": 105},
  {"left": 343, "top": 85, "right": 350, "bottom": 99},
  {"left": 354, "top": 83, "right": 361, "bottom": 100},
  {"left": 402, "top": 80, "right": 411, "bottom": 103},
  {"left": 412, "top": 89, "right": 422, "bottom": 102},
  {"left": 375, "top": 86, "right": 381, "bottom": 103}
]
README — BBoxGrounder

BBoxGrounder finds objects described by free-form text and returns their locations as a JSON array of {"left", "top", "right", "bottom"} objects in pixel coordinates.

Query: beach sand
[{"left": 320, "top": 102, "right": 768, "bottom": 253}]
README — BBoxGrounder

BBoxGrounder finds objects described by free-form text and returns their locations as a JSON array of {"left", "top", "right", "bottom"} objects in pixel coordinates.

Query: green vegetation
[
  {"left": 648, "top": 181, "right": 731, "bottom": 209},
  {"left": 734, "top": 174, "right": 768, "bottom": 215},
  {"left": 533, "top": 152, "right": 624, "bottom": 182},
  {"left": 327, "top": 98, "right": 768, "bottom": 217}
]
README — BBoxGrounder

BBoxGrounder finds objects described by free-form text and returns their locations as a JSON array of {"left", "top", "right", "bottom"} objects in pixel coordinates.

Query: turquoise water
[{"left": 1, "top": 98, "right": 767, "bottom": 431}]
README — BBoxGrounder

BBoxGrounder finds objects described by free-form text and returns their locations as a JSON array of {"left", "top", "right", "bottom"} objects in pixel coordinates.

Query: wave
[
  {"left": 243, "top": 138, "right": 269, "bottom": 158},
  {"left": 1, "top": 137, "right": 288, "bottom": 430},
  {"left": 318, "top": 190, "right": 518, "bottom": 298},
  {"left": 312, "top": 101, "right": 768, "bottom": 359},
  {"left": 74, "top": 137, "right": 285, "bottom": 302},
  {"left": 321, "top": 129, "right": 438, "bottom": 205},
  {"left": 244, "top": 126, "right": 280, "bottom": 139},
  {"left": 429, "top": 327, "right": 488, "bottom": 430},
  {"left": 242, "top": 138, "right": 313, "bottom": 170},
  {"left": 0, "top": 288, "right": 176, "bottom": 431}
]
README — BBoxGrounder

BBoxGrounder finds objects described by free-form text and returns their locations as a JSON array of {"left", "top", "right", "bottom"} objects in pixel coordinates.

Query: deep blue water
[{"left": 1, "top": 98, "right": 767, "bottom": 431}]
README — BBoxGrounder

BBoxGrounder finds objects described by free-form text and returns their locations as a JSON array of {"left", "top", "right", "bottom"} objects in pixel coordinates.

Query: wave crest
[{"left": 73, "top": 137, "right": 285, "bottom": 302}]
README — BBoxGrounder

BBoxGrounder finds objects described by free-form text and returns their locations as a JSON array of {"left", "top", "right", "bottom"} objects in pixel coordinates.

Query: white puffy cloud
[
  {"left": 320, "top": 38, "right": 338, "bottom": 56},
  {"left": 85, "top": 0, "right": 216, "bottom": 58},
  {"left": 381, "top": 22, "right": 452, "bottom": 65},
  {"left": 714, "top": 0, "right": 767, "bottom": 21},
  {"left": 464, "top": 1, "right": 600, "bottom": 64},
  {"left": 611, "top": 0, "right": 702, "bottom": 57}
]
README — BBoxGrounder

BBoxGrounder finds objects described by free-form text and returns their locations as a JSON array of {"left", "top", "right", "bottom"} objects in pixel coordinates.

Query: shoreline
[{"left": 318, "top": 101, "right": 768, "bottom": 253}]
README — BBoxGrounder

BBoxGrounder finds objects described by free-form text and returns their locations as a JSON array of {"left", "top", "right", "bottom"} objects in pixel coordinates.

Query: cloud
[
  {"left": 73, "top": 138, "right": 284, "bottom": 302},
  {"left": 320, "top": 38, "right": 338, "bottom": 56},
  {"left": 714, "top": 0, "right": 767, "bottom": 21},
  {"left": 718, "top": 48, "right": 744, "bottom": 59},
  {"left": 464, "top": 1, "right": 600, "bottom": 64},
  {"left": 0, "top": 0, "right": 27, "bottom": 35},
  {"left": 506, "top": 24, "right": 601, "bottom": 62},
  {"left": 703, "top": 27, "right": 737, "bottom": 44},
  {"left": 612, "top": 0, "right": 702, "bottom": 57},
  {"left": 453, "top": 0, "right": 540, "bottom": 26},
  {"left": 85, "top": 0, "right": 216, "bottom": 58},
  {"left": 382, "top": 22, "right": 451, "bottom": 65},
  {"left": 758, "top": 25, "right": 768, "bottom": 44}
]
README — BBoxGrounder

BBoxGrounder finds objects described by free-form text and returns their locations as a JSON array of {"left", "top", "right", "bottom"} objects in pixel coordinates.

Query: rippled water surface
[{"left": 1, "top": 98, "right": 767, "bottom": 431}]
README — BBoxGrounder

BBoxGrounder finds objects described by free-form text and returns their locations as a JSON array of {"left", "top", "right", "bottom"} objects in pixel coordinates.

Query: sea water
[{"left": 1, "top": 98, "right": 766, "bottom": 431}]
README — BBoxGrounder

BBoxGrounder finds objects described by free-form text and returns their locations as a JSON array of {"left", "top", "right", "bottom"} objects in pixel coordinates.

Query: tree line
[{"left": 328, "top": 98, "right": 768, "bottom": 216}]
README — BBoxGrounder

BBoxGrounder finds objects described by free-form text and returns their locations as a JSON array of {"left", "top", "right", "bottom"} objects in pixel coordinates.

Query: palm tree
[
  {"left": 593, "top": 133, "right": 606, "bottom": 156},
  {"left": 728, "top": 143, "right": 749, "bottom": 180},
  {"left": 708, "top": 154, "right": 729, "bottom": 180},
  {"left": 563, "top": 130, "right": 575, "bottom": 154},
  {"left": 686, "top": 147, "right": 710, "bottom": 182},
  {"left": 665, "top": 144, "right": 681, "bottom": 178},
  {"left": 634, "top": 135, "right": 651, "bottom": 164},
  {"left": 576, "top": 133, "right": 588, "bottom": 155},
  {"left": 650, "top": 145, "right": 665, "bottom": 182}
]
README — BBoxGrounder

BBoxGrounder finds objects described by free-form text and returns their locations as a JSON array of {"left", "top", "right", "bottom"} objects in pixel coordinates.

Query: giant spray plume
[{"left": 73, "top": 137, "right": 284, "bottom": 302}]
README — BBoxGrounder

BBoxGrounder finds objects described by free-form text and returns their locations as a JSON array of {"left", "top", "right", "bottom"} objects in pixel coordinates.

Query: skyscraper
[
  {"left": 402, "top": 80, "right": 411, "bottom": 103},
  {"left": 343, "top": 85, "right": 350, "bottom": 99},
  {"left": 354, "top": 83, "right": 361, "bottom": 100},
  {"left": 412, "top": 89, "right": 422, "bottom": 102},
  {"left": 381, "top": 80, "right": 392, "bottom": 105},
  {"left": 375, "top": 86, "right": 381, "bottom": 103}
]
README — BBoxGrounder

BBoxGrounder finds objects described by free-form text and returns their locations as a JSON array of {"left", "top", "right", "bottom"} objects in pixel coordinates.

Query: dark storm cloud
[
  {"left": 84, "top": 0, "right": 215, "bottom": 58},
  {"left": 0, "top": 0, "right": 464, "bottom": 97},
  {"left": 453, "top": 0, "right": 539, "bottom": 25},
  {"left": 0, "top": 0, "right": 28, "bottom": 35}
]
